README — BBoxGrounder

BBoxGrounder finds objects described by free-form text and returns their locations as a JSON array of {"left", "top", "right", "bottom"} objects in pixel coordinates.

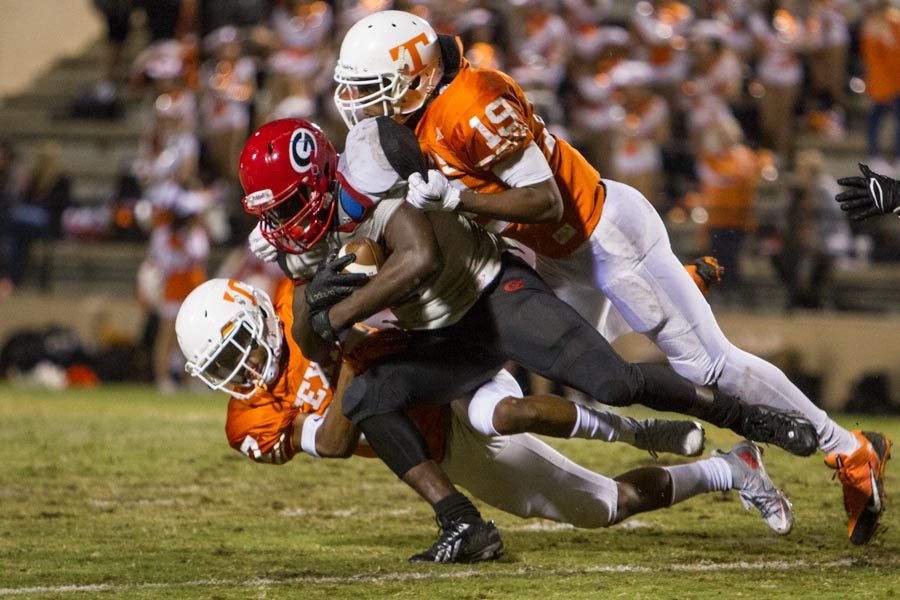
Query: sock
[
  {"left": 663, "top": 457, "right": 733, "bottom": 505},
  {"left": 817, "top": 421, "right": 861, "bottom": 456},
  {"left": 434, "top": 491, "right": 481, "bottom": 527},
  {"left": 570, "top": 405, "right": 640, "bottom": 443},
  {"left": 690, "top": 387, "right": 745, "bottom": 431}
]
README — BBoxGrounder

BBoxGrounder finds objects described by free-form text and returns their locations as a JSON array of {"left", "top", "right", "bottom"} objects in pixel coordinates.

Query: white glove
[
  {"left": 248, "top": 222, "right": 279, "bottom": 263},
  {"left": 406, "top": 170, "right": 461, "bottom": 212}
]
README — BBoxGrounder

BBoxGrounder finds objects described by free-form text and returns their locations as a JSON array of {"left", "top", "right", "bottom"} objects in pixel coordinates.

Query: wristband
[{"left": 300, "top": 413, "right": 325, "bottom": 457}]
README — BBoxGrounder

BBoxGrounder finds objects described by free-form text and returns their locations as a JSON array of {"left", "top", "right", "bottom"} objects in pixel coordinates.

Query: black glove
[
  {"left": 835, "top": 163, "right": 900, "bottom": 221},
  {"left": 304, "top": 251, "right": 369, "bottom": 312},
  {"left": 310, "top": 308, "right": 339, "bottom": 344}
]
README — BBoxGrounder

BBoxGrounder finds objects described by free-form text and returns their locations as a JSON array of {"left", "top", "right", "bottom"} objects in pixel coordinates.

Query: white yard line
[{"left": 0, "top": 558, "right": 865, "bottom": 596}]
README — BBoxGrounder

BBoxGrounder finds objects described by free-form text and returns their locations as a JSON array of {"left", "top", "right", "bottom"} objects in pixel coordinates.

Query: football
[{"left": 337, "top": 237, "right": 386, "bottom": 277}]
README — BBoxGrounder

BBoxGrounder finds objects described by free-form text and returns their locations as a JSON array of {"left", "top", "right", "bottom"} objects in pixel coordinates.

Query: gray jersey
[{"left": 281, "top": 192, "right": 504, "bottom": 330}]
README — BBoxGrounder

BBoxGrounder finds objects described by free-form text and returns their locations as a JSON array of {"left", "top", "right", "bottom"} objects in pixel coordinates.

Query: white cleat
[
  {"left": 715, "top": 440, "right": 793, "bottom": 535},
  {"left": 634, "top": 419, "right": 705, "bottom": 457}
]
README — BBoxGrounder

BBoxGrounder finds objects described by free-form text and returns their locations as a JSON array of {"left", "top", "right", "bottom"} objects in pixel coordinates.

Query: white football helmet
[
  {"left": 333, "top": 10, "right": 443, "bottom": 129},
  {"left": 176, "top": 278, "right": 283, "bottom": 400}
]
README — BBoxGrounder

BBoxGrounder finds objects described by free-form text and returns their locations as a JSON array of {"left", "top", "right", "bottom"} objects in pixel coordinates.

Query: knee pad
[{"left": 468, "top": 369, "right": 523, "bottom": 436}]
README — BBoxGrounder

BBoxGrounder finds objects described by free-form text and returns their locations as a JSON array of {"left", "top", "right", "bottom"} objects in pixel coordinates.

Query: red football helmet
[{"left": 239, "top": 118, "right": 338, "bottom": 254}]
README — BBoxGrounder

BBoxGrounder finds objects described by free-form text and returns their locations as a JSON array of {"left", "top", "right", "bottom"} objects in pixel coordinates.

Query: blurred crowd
[{"left": 2, "top": 0, "right": 900, "bottom": 389}]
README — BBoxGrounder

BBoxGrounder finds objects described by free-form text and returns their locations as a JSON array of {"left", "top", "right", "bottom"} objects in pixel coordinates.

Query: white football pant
[
  {"left": 442, "top": 399, "right": 619, "bottom": 527},
  {"left": 535, "top": 179, "right": 854, "bottom": 455}
]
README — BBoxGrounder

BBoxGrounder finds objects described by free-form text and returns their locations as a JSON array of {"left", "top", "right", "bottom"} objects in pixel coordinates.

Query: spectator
[
  {"left": 860, "top": 1, "right": 900, "bottom": 173},
  {"left": 631, "top": 0, "right": 695, "bottom": 107},
  {"left": 200, "top": 26, "right": 256, "bottom": 183},
  {"left": 569, "top": 26, "right": 630, "bottom": 176},
  {"left": 697, "top": 114, "right": 765, "bottom": 293},
  {"left": 805, "top": 0, "right": 851, "bottom": 111},
  {"left": 145, "top": 194, "right": 209, "bottom": 392},
  {"left": 687, "top": 20, "right": 743, "bottom": 107},
  {"left": 265, "top": 0, "right": 335, "bottom": 110},
  {"left": 794, "top": 149, "right": 854, "bottom": 269},
  {"left": 1, "top": 143, "right": 71, "bottom": 288},
  {"left": 0, "top": 140, "right": 21, "bottom": 297},
  {"left": 749, "top": 3, "right": 805, "bottom": 162},
  {"left": 772, "top": 154, "right": 836, "bottom": 310},
  {"left": 509, "top": 0, "right": 571, "bottom": 93},
  {"left": 609, "top": 60, "right": 671, "bottom": 209}
]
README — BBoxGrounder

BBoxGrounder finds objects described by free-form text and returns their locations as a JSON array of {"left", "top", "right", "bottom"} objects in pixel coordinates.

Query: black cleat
[
  {"left": 736, "top": 405, "right": 818, "bottom": 456},
  {"left": 408, "top": 518, "right": 504, "bottom": 564}
]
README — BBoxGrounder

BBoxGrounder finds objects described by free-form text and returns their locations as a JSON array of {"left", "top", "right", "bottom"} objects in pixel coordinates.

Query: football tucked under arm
[{"left": 337, "top": 237, "right": 386, "bottom": 277}]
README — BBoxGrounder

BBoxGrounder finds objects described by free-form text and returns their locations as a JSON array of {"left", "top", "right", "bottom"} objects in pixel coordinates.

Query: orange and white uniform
[
  {"left": 225, "top": 279, "right": 449, "bottom": 464},
  {"left": 222, "top": 280, "right": 623, "bottom": 526},
  {"left": 416, "top": 57, "right": 604, "bottom": 260},
  {"left": 410, "top": 36, "right": 852, "bottom": 456}
]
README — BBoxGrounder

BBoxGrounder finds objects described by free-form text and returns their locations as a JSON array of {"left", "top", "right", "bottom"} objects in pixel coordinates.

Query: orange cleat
[
  {"left": 824, "top": 431, "right": 892, "bottom": 545},
  {"left": 685, "top": 256, "right": 725, "bottom": 297}
]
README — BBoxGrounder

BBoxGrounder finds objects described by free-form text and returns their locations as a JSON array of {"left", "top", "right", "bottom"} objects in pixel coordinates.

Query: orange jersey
[
  {"left": 225, "top": 279, "right": 334, "bottom": 464},
  {"left": 415, "top": 58, "right": 605, "bottom": 259},
  {"left": 224, "top": 279, "right": 448, "bottom": 464}
]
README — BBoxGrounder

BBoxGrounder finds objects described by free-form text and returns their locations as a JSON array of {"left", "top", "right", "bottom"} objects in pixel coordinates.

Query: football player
[
  {"left": 176, "top": 276, "right": 795, "bottom": 564},
  {"left": 237, "top": 116, "right": 807, "bottom": 562},
  {"left": 332, "top": 10, "right": 891, "bottom": 545}
]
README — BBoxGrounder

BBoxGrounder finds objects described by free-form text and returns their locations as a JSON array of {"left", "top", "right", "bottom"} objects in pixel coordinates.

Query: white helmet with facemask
[
  {"left": 333, "top": 10, "right": 443, "bottom": 129},
  {"left": 176, "top": 278, "right": 283, "bottom": 399}
]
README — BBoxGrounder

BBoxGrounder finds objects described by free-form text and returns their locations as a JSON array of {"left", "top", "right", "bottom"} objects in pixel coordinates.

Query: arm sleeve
[{"left": 490, "top": 141, "right": 554, "bottom": 188}]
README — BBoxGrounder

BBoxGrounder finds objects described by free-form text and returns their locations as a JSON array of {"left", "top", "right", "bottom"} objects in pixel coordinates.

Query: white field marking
[
  {"left": 507, "top": 521, "right": 575, "bottom": 532},
  {"left": 279, "top": 508, "right": 414, "bottom": 518},
  {"left": 614, "top": 519, "right": 651, "bottom": 530},
  {"left": 0, "top": 558, "right": 863, "bottom": 596}
]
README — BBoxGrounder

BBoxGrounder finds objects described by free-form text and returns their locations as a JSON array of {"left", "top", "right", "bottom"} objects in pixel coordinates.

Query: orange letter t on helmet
[{"left": 389, "top": 33, "right": 430, "bottom": 74}]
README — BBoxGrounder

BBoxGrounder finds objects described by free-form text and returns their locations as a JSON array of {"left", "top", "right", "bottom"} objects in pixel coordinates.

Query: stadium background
[
  {"left": 0, "top": 1, "right": 899, "bottom": 596},
  {"left": 2, "top": 0, "right": 899, "bottom": 410}
]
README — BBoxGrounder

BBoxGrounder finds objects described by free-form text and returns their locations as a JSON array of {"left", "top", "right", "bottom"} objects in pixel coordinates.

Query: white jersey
[{"left": 281, "top": 188, "right": 505, "bottom": 330}]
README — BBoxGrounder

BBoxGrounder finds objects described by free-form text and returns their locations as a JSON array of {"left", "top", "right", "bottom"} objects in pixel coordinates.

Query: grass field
[{"left": 1, "top": 384, "right": 897, "bottom": 599}]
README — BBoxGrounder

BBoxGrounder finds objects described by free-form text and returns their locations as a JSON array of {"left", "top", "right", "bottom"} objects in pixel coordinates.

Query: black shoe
[
  {"left": 408, "top": 518, "right": 504, "bottom": 564},
  {"left": 736, "top": 405, "right": 818, "bottom": 456}
]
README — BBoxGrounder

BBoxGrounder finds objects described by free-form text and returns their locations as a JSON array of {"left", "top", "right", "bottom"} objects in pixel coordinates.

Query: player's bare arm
[
  {"left": 457, "top": 177, "right": 563, "bottom": 223},
  {"left": 326, "top": 202, "right": 442, "bottom": 332},
  {"left": 291, "top": 363, "right": 360, "bottom": 458}
]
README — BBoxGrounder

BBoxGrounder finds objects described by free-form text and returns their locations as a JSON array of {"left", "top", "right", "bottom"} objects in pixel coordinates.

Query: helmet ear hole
[{"left": 267, "top": 142, "right": 274, "bottom": 155}]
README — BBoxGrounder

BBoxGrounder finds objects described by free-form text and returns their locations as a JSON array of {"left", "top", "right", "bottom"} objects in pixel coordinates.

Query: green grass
[{"left": 0, "top": 384, "right": 897, "bottom": 599}]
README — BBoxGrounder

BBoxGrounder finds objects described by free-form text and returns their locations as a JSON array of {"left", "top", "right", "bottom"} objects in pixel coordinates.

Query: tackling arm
[
  {"left": 292, "top": 363, "right": 360, "bottom": 458},
  {"left": 456, "top": 178, "right": 563, "bottom": 224},
  {"left": 407, "top": 142, "right": 564, "bottom": 224}
]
